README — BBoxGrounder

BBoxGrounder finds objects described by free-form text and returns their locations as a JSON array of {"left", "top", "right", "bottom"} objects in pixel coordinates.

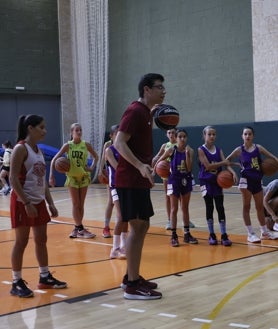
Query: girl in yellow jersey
[{"left": 49, "top": 123, "right": 99, "bottom": 238}]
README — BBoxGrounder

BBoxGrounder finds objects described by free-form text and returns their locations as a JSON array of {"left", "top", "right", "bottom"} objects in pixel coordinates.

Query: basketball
[
  {"left": 155, "top": 160, "right": 170, "bottom": 179},
  {"left": 98, "top": 169, "right": 109, "bottom": 184},
  {"left": 261, "top": 158, "right": 278, "bottom": 176},
  {"left": 153, "top": 104, "right": 179, "bottom": 130},
  {"left": 217, "top": 170, "right": 234, "bottom": 189},
  {"left": 55, "top": 157, "right": 70, "bottom": 173}
]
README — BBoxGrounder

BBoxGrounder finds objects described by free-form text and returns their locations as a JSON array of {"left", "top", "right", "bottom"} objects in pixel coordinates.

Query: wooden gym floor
[{"left": 0, "top": 184, "right": 278, "bottom": 329}]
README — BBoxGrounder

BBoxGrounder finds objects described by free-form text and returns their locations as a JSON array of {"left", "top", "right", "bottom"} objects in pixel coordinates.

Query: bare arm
[
  {"left": 98, "top": 140, "right": 111, "bottom": 175},
  {"left": 86, "top": 142, "right": 99, "bottom": 172},
  {"left": 105, "top": 147, "right": 118, "bottom": 170},
  {"left": 258, "top": 145, "right": 278, "bottom": 162},
  {"left": 48, "top": 143, "right": 69, "bottom": 187},
  {"left": 198, "top": 147, "right": 230, "bottom": 171},
  {"left": 152, "top": 143, "right": 166, "bottom": 166}
]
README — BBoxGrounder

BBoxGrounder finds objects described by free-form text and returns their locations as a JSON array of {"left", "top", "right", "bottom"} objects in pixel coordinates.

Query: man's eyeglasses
[{"left": 152, "top": 85, "right": 165, "bottom": 91}]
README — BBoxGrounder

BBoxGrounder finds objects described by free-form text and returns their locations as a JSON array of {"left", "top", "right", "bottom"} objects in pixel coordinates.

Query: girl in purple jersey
[
  {"left": 155, "top": 129, "right": 197, "bottom": 247},
  {"left": 226, "top": 126, "right": 278, "bottom": 243},
  {"left": 105, "top": 129, "right": 128, "bottom": 259},
  {"left": 198, "top": 126, "right": 237, "bottom": 246}
]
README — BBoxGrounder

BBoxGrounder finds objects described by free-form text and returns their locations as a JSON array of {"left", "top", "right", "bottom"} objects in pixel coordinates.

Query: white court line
[
  {"left": 101, "top": 303, "right": 117, "bottom": 308},
  {"left": 2, "top": 281, "right": 12, "bottom": 285},
  {"left": 128, "top": 308, "right": 145, "bottom": 313},
  {"left": 158, "top": 313, "right": 177, "bottom": 318},
  {"left": 192, "top": 318, "right": 213, "bottom": 323},
  {"left": 229, "top": 323, "right": 250, "bottom": 328},
  {"left": 34, "top": 289, "right": 47, "bottom": 294},
  {"left": 74, "top": 239, "right": 112, "bottom": 246},
  {"left": 54, "top": 294, "right": 68, "bottom": 298}
]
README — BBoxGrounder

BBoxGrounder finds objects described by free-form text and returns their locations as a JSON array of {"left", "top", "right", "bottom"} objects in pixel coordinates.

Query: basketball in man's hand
[{"left": 153, "top": 104, "right": 179, "bottom": 130}]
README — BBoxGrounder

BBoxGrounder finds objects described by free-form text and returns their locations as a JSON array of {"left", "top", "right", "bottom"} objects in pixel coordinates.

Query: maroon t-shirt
[{"left": 115, "top": 101, "right": 153, "bottom": 188}]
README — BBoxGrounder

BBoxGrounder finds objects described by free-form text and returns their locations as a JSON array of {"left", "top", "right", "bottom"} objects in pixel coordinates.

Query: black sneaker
[
  {"left": 124, "top": 283, "right": 162, "bottom": 300},
  {"left": 10, "top": 278, "right": 34, "bottom": 298},
  {"left": 120, "top": 274, "right": 158, "bottom": 290},
  {"left": 38, "top": 272, "right": 67, "bottom": 289},
  {"left": 184, "top": 232, "right": 198, "bottom": 244}
]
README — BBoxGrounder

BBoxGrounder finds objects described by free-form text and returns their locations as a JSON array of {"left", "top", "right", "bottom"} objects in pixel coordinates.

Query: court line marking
[
  {"left": 74, "top": 239, "right": 112, "bottom": 246},
  {"left": 128, "top": 308, "right": 145, "bottom": 313},
  {"left": 229, "top": 323, "right": 250, "bottom": 328},
  {"left": 100, "top": 303, "right": 117, "bottom": 308},
  {"left": 193, "top": 318, "right": 212, "bottom": 323},
  {"left": 201, "top": 261, "right": 278, "bottom": 329},
  {"left": 158, "top": 313, "right": 177, "bottom": 318}
]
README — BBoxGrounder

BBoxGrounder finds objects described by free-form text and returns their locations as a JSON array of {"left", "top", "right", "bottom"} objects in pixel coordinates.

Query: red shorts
[{"left": 10, "top": 192, "right": 51, "bottom": 228}]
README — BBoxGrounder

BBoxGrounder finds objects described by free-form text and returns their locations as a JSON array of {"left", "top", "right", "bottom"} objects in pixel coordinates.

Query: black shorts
[
  {"left": 1, "top": 166, "right": 10, "bottom": 172},
  {"left": 116, "top": 188, "right": 154, "bottom": 222}
]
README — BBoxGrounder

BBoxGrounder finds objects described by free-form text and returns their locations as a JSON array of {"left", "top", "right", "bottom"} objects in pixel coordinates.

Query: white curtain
[{"left": 71, "top": 0, "right": 108, "bottom": 180}]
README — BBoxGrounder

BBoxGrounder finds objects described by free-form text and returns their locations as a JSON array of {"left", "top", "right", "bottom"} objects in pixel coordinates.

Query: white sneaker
[
  {"left": 273, "top": 223, "right": 278, "bottom": 232},
  {"left": 260, "top": 231, "right": 278, "bottom": 240},
  {"left": 110, "top": 248, "right": 126, "bottom": 260},
  {"left": 247, "top": 232, "right": 261, "bottom": 243}
]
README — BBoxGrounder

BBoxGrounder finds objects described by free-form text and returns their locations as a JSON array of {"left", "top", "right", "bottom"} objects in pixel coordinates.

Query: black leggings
[{"left": 204, "top": 194, "right": 225, "bottom": 221}]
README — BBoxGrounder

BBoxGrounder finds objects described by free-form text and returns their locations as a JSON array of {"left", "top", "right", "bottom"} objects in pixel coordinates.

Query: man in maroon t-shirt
[{"left": 114, "top": 73, "right": 165, "bottom": 300}]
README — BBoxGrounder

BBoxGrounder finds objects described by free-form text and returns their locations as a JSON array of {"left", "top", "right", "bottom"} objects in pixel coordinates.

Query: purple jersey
[
  {"left": 198, "top": 145, "right": 222, "bottom": 184},
  {"left": 239, "top": 144, "right": 263, "bottom": 180},
  {"left": 198, "top": 145, "right": 223, "bottom": 197},
  {"left": 106, "top": 145, "right": 119, "bottom": 188},
  {"left": 167, "top": 146, "right": 192, "bottom": 197}
]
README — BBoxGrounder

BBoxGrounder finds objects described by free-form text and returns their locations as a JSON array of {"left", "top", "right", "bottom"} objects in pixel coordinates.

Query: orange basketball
[
  {"left": 54, "top": 157, "right": 70, "bottom": 173},
  {"left": 155, "top": 160, "right": 170, "bottom": 179},
  {"left": 98, "top": 169, "right": 109, "bottom": 184},
  {"left": 217, "top": 170, "right": 233, "bottom": 189},
  {"left": 261, "top": 158, "right": 278, "bottom": 176}
]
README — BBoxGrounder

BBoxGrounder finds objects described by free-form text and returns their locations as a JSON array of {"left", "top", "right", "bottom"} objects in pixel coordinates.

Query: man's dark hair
[{"left": 138, "top": 73, "right": 164, "bottom": 98}]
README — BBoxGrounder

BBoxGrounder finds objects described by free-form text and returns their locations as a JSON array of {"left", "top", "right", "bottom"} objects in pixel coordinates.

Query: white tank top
[{"left": 19, "top": 143, "right": 46, "bottom": 204}]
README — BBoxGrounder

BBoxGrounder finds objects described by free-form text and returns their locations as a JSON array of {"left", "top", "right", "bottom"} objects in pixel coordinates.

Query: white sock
[
  {"left": 120, "top": 232, "right": 128, "bottom": 249},
  {"left": 39, "top": 266, "right": 49, "bottom": 277},
  {"left": 12, "top": 271, "right": 22, "bottom": 282},
  {"left": 260, "top": 225, "right": 267, "bottom": 234},
  {"left": 112, "top": 235, "right": 120, "bottom": 250},
  {"left": 246, "top": 225, "right": 254, "bottom": 235}
]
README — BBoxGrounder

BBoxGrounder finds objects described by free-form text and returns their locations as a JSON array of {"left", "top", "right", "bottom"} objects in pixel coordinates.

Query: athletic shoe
[
  {"left": 120, "top": 274, "right": 158, "bottom": 290},
  {"left": 273, "top": 223, "right": 278, "bottom": 232},
  {"left": 171, "top": 234, "right": 179, "bottom": 247},
  {"left": 189, "top": 221, "right": 195, "bottom": 228},
  {"left": 110, "top": 248, "right": 126, "bottom": 259},
  {"left": 124, "top": 283, "right": 162, "bottom": 300},
  {"left": 165, "top": 221, "right": 171, "bottom": 230},
  {"left": 10, "top": 279, "right": 34, "bottom": 298},
  {"left": 260, "top": 231, "right": 278, "bottom": 240},
  {"left": 247, "top": 232, "right": 261, "bottom": 243},
  {"left": 184, "top": 232, "right": 198, "bottom": 244},
  {"left": 38, "top": 272, "right": 67, "bottom": 289},
  {"left": 221, "top": 233, "right": 232, "bottom": 246},
  {"left": 77, "top": 229, "right": 96, "bottom": 239},
  {"left": 69, "top": 228, "right": 78, "bottom": 238},
  {"left": 209, "top": 233, "right": 218, "bottom": 245},
  {"left": 102, "top": 226, "right": 112, "bottom": 238}
]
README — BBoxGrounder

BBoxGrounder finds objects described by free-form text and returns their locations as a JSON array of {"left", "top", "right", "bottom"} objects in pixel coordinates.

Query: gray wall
[
  {"left": 0, "top": 0, "right": 62, "bottom": 147},
  {"left": 107, "top": 0, "right": 254, "bottom": 128}
]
